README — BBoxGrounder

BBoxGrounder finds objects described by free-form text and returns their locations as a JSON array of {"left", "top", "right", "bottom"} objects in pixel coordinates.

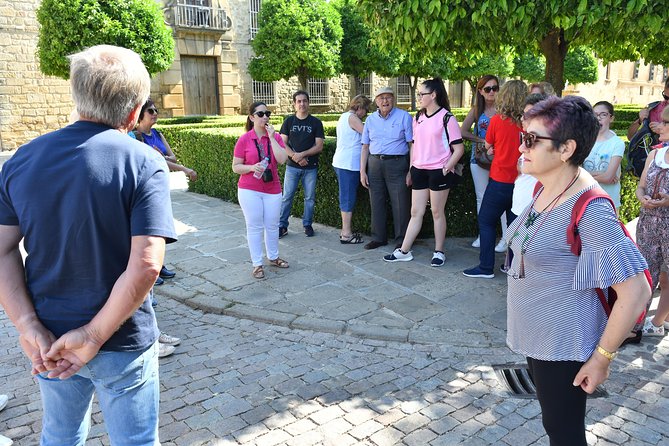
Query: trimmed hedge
[{"left": 161, "top": 105, "right": 644, "bottom": 237}]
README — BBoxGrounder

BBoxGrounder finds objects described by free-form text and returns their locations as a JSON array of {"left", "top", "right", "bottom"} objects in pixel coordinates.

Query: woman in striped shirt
[{"left": 505, "top": 96, "right": 651, "bottom": 445}]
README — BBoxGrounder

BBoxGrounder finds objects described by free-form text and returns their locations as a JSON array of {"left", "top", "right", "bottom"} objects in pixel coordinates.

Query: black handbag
[{"left": 472, "top": 122, "right": 493, "bottom": 170}]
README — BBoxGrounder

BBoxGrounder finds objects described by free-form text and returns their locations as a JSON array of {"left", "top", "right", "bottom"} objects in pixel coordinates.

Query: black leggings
[{"left": 527, "top": 357, "right": 588, "bottom": 446}]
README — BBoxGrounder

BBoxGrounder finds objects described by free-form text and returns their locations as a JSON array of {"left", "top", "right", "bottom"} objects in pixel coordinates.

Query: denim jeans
[
  {"left": 279, "top": 165, "right": 318, "bottom": 228},
  {"left": 37, "top": 341, "right": 160, "bottom": 446},
  {"left": 478, "top": 179, "right": 515, "bottom": 272}
]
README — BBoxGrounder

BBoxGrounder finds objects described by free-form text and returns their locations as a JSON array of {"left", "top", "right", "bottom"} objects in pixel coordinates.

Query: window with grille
[
  {"left": 307, "top": 78, "right": 329, "bottom": 105},
  {"left": 360, "top": 75, "right": 372, "bottom": 98},
  {"left": 396, "top": 75, "right": 411, "bottom": 103},
  {"left": 664, "top": 67, "right": 668, "bottom": 83},
  {"left": 649, "top": 64, "right": 656, "bottom": 82},
  {"left": 249, "top": 0, "right": 261, "bottom": 38},
  {"left": 633, "top": 61, "right": 640, "bottom": 80},
  {"left": 252, "top": 80, "right": 276, "bottom": 105}
]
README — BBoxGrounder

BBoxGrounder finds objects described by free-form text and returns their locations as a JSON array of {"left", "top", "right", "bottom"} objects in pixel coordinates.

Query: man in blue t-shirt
[
  {"left": 0, "top": 45, "right": 176, "bottom": 445},
  {"left": 278, "top": 90, "right": 325, "bottom": 238}
]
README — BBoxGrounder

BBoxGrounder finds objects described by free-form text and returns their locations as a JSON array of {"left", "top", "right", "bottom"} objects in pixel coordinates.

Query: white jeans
[
  {"left": 238, "top": 188, "right": 282, "bottom": 266},
  {"left": 470, "top": 163, "right": 507, "bottom": 238}
]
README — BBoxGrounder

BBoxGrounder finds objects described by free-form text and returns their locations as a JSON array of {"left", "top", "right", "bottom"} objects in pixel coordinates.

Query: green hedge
[{"left": 161, "top": 105, "right": 643, "bottom": 237}]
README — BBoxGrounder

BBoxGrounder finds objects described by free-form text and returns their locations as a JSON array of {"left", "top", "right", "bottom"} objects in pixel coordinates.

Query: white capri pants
[
  {"left": 470, "top": 162, "right": 507, "bottom": 237},
  {"left": 238, "top": 188, "right": 282, "bottom": 267}
]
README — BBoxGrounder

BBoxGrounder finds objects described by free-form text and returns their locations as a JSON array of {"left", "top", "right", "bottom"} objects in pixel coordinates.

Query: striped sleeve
[{"left": 572, "top": 198, "right": 648, "bottom": 290}]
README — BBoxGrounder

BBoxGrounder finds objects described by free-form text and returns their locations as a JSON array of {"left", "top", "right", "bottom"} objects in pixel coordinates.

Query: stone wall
[{"left": 0, "top": 0, "right": 73, "bottom": 150}]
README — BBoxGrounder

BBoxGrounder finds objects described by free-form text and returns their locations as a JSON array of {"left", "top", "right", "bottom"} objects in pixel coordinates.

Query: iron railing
[{"left": 174, "top": 2, "right": 232, "bottom": 32}]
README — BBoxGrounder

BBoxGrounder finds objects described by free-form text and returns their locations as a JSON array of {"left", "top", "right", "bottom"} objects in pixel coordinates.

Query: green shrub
[{"left": 160, "top": 103, "right": 643, "bottom": 237}]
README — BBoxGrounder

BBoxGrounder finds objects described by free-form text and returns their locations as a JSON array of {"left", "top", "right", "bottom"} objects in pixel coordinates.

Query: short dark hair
[
  {"left": 138, "top": 98, "right": 155, "bottom": 122},
  {"left": 523, "top": 96, "right": 600, "bottom": 167},
  {"left": 593, "top": 100, "right": 614, "bottom": 116},
  {"left": 524, "top": 93, "right": 548, "bottom": 107},
  {"left": 293, "top": 90, "right": 309, "bottom": 102}
]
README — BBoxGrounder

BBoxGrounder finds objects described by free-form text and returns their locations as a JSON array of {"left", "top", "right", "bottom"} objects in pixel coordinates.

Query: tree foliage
[
  {"left": 449, "top": 51, "right": 514, "bottom": 105},
  {"left": 249, "top": 0, "right": 343, "bottom": 89},
  {"left": 513, "top": 46, "right": 598, "bottom": 86},
  {"left": 358, "top": 0, "right": 667, "bottom": 96},
  {"left": 397, "top": 54, "right": 455, "bottom": 110},
  {"left": 37, "top": 0, "right": 174, "bottom": 79},
  {"left": 337, "top": 0, "right": 399, "bottom": 95}
]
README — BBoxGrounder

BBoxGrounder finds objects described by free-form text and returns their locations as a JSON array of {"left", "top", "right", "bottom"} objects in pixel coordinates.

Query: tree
[
  {"left": 249, "top": 0, "right": 343, "bottom": 90},
  {"left": 37, "top": 0, "right": 174, "bottom": 79},
  {"left": 337, "top": 0, "right": 399, "bottom": 95},
  {"left": 358, "top": 0, "right": 667, "bottom": 96},
  {"left": 397, "top": 54, "right": 454, "bottom": 110},
  {"left": 513, "top": 46, "right": 598, "bottom": 86},
  {"left": 448, "top": 51, "right": 514, "bottom": 105}
]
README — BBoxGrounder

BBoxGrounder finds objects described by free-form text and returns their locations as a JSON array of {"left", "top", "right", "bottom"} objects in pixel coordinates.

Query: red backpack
[{"left": 533, "top": 183, "right": 650, "bottom": 322}]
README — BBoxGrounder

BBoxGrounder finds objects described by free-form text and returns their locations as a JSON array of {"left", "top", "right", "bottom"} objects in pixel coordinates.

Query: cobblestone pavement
[{"left": 0, "top": 177, "right": 668, "bottom": 445}]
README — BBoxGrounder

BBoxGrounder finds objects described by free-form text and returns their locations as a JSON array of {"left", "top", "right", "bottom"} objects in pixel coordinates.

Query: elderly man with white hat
[{"left": 360, "top": 86, "right": 413, "bottom": 250}]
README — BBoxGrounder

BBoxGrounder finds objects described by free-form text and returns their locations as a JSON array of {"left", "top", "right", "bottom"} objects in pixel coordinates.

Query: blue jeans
[
  {"left": 478, "top": 179, "right": 515, "bottom": 272},
  {"left": 280, "top": 165, "right": 318, "bottom": 228},
  {"left": 37, "top": 342, "right": 160, "bottom": 446}
]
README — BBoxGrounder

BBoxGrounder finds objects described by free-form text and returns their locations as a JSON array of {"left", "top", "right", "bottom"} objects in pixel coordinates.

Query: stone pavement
[{"left": 0, "top": 173, "right": 667, "bottom": 445}]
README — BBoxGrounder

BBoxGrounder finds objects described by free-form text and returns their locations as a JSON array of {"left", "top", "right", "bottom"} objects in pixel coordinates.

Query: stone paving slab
[{"left": 161, "top": 188, "right": 509, "bottom": 345}]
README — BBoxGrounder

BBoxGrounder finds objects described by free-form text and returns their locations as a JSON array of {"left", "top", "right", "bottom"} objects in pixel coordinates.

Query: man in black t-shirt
[{"left": 279, "top": 90, "right": 325, "bottom": 237}]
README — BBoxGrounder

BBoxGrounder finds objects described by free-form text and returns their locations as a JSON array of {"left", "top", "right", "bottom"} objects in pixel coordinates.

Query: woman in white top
[
  {"left": 333, "top": 95, "right": 372, "bottom": 244},
  {"left": 583, "top": 101, "right": 625, "bottom": 208}
]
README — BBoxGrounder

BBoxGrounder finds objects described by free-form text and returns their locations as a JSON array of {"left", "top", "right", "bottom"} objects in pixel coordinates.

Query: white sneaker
[
  {"left": 0, "top": 434, "right": 13, "bottom": 446},
  {"left": 642, "top": 317, "right": 665, "bottom": 337},
  {"left": 664, "top": 320, "right": 669, "bottom": 330},
  {"left": 471, "top": 237, "right": 480, "bottom": 248},
  {"left": 0, "top": 395, "right": 7, "bottom": 412},
  {"left": 159, "top": 332, "right": 181, "bottom": 346},
  {"left": 383, "top": 248, "right": 413, "bottom": 262},
  {"left": 431, "top": 251, "right": 445, "bottom": 267},
  {"left": 158, "top": 343, "right": 176, "bottom": 358},
  {"left": 495, "top": 239, "right": 508, "bottom": 253}
]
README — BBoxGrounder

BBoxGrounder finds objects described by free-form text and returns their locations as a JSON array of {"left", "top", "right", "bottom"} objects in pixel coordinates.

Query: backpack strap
[
  {"left": 567, "top": 186, "right": 616, "bottom": 256},
  {"left": 442, "top": 111, "right": 453, "bottom": 151}
]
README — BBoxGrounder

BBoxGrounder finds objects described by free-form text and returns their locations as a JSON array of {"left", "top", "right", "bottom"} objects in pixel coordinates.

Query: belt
[{"left": 370, "top": 154, "right": 406, "bottom": 160}]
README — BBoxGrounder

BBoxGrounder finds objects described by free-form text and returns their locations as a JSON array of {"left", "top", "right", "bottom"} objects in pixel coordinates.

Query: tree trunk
[
  {"left": 539, "top": 28, "right": 569, "bottom": 96},
  {"left": 410, "top": 75, "right": 418, "bottom": 111},
  {"left": 297, "top": 68, "right": 308, "bottom": 91},
  {"left": 467, "top": 78, "right": 476, "bottom": 107},
  {"left": 353, "top": 76, "right": 363, "bottom": 96}
]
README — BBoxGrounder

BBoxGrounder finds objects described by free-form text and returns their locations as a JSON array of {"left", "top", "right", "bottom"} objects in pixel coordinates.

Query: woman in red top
[
  {"left": 233, "top": 102, "right": 289, "bottom": 279},
  {"left": 464, "top": 80, "right": 527, "bottom": 278}
]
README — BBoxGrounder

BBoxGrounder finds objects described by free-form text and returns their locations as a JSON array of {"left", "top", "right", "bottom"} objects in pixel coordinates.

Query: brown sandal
[
  {"left": 268, "top": 257, "right": 289, "bottom": 268},
  {"left": 252, "top": 266, "right": 265, "bottom": 279}
]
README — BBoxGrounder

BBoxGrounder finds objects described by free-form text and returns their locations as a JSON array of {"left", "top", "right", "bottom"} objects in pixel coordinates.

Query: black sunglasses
[
  {"left": 483, "top": 85, "right": 499, "bottom": 93},
  {"left": 146, "top": 108, "right": 159, "bottom": 115},
  {"left": 522, "top": 132, "right": 561, "bottom": 149},
  {"left": 254, "top": 111, "right": 272, "bottom": 118}
]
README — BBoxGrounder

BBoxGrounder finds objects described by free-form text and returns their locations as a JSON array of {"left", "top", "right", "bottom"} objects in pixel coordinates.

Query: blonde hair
[{"left": 496, "top": 80, "right": 528, "bottom": 125}]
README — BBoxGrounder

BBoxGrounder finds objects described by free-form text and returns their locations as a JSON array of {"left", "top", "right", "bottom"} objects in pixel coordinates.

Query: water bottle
[{"left": 253, "top": 157, "right": 269, "bottom": 179}]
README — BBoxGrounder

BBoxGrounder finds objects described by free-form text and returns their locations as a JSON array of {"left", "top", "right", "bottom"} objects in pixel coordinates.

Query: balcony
[{"left": 173, "top": 2, "right": 232, "bottom": 33}]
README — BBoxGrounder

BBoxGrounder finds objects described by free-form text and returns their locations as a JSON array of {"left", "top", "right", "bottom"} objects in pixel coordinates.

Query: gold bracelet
[{"left": 596, "top": 345, "right": 617, "bottom": 361}]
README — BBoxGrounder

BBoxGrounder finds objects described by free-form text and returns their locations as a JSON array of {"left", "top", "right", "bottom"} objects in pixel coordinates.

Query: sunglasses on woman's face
[
  {"left": 254, "top": 111, "right": 271, "bottom": 118},
  {"left": 146, "top": 108, "right": 159, "bottom": 115},
  {"left": 483, "top": 85, "right": 499, "bottom": 93},
  {"left": 522, "top": 132, "right": 560, "bottom": 149}
]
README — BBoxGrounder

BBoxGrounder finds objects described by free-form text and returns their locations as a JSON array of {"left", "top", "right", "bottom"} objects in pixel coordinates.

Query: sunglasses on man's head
[
  {"left": 254, "top": 111, "right": 272, "bottom": 118},
  {"left": 146, "top": 108, "right": 159, "bottom": 115},
  {"left": 483, "top": 85, "right": 499, "bottom": 93},
  {"left": 522, "top": 132, "right": 561, "bottom": 149}
]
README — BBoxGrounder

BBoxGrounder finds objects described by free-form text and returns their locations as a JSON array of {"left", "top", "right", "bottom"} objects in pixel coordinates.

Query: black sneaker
[
  {"left": 279, "top": 227, "right": 288, "bottom": 238},
  {"left": 304, "top": 225, "right": 315, "bottom": 237},
  {"left": 159, "top": 266, "right": 176, "bottom": 279}
]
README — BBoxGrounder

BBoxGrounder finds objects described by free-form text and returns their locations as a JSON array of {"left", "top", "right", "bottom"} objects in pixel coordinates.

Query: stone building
[{"left": 1, "top": 0, "right": 667, "bottom": 151}]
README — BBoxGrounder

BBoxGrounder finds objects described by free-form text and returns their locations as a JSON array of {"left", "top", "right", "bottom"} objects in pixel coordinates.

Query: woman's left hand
[
  {"left": 266, "top": 123, "right": 275, "bottom": 137},
  {"left": 654, "top": 192, "right": 669, "bottom": 207},
  {"left": 572, "top": 352, "right": 610, "bottom": 394},
  {"left": 186, "top": 169, "right": 198, "bottom": 181}
]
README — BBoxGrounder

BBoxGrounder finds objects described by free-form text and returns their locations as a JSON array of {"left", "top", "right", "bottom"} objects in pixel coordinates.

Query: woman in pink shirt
[
  {"left": 383, "top": 78, "right": 465, "bottom": 266},
  {"left": 233, "top": 102, "right": 289, "bottom": 279}
]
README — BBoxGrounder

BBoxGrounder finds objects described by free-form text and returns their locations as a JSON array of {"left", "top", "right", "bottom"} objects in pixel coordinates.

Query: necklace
[{"left": 506, "top": 170, "right": 581, "bottom": 278}]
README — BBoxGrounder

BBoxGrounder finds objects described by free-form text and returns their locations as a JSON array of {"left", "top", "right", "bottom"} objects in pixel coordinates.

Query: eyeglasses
[
  {"left": 146, "top": 108, "right": 159, "bottom": 115},
  {"left": 254, "top": 111, "right": 272, "bottom": 118},
  {"left": 663, "top": 120, "right": 669, "bottom": 125},
  {"left": 595, "top": 112, "right": 611, "bottom": 119},
  {"left": 417, "top": 91, "right": 432, "bottom": 97},
  {"left": 522, "top": 132, "right": 561, "bottom": 149},
  {"left": 483, "top": 85, "right": 500, "bottom": 93}
]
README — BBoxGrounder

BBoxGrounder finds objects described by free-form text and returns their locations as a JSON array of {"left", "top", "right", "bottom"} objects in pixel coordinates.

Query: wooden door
[{"left": 181, "top": 56, "right": 219, "bottom": 115}]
